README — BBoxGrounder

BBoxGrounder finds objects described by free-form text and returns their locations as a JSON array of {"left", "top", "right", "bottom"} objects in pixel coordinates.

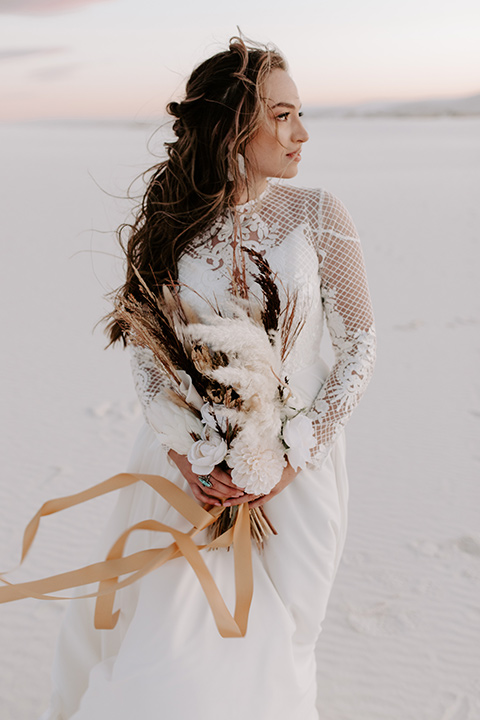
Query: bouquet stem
[{"left": 208, "top": 506, "right": 277, "bottom": 550}]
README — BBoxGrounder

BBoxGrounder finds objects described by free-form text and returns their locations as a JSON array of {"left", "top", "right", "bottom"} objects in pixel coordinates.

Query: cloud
[
  {"left": 0, "top": 0, "right": 113, "bottom": 15},
  {"left": 0, "top": 48, "right": 67, "bottom": 61},
  {"left": 31, "top": 62, "right": 79, "bottom": 81}
]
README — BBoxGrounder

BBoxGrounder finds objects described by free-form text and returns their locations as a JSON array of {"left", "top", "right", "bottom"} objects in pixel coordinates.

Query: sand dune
[{"left": 310, "top": 91, "right": 480, "bottom": 117}]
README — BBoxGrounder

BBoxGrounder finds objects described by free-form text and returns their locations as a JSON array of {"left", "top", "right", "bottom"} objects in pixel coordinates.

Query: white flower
[
  {"left": 282, "top": 414, "right": 316, "bottom": 471},
  {"left": 227, "top": 436, "right": 286, "bottom": 495},
  {"left": 146, "top": 395, "right": 203, "bottom": 456},
  {"left": 200, "top": 402, "right": 216, "bottom": 429},
  {"left": 177, "top": 370, "right": 204, "bottom": 410},
  {"left": 187, "top": 436, "right": 228, "bottom": 476},
  {"left": 200, "top": 402, "right": 228, "bottom": 433}
]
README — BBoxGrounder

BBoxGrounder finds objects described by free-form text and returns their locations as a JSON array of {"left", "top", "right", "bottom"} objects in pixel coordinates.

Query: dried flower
[
  {"left": 177, "top": 370, "right": 204, "bottom": 411},
  {"left": 201, "top": 403, "right": 228, "bottom": 434},
  {"left": 146, "top": 394, "right": 203, "bottom": 456}
]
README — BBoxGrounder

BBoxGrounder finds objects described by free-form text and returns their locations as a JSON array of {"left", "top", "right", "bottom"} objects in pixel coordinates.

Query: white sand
[{"left": 1, "top": 117, "right": 479, "bottom": 719}]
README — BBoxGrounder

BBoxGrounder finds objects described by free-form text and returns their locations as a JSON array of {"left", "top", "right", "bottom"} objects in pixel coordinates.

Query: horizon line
[{"left": 2, "top": 89, "right": 480, "bottom": 125}]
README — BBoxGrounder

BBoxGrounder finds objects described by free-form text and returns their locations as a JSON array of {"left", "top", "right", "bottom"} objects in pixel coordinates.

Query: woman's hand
[
  {"left": 168, "top": 449, "right": 246, "bottom": 507},
  {"left": 223, "top": 461, "right": 299, "bottom": 509}
]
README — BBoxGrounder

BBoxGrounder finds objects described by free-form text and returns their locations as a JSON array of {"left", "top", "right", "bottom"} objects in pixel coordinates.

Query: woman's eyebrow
[
  {"left": 270, "top": 102, "right": 297, "bottom": 109},
  {"left": 268, "top": 101, "right": 303, "bottom": 112}
]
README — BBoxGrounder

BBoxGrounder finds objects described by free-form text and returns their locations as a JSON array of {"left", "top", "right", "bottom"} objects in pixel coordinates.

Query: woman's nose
[{"left": 295, "top": 118, "right": 309, "bottom": 144}]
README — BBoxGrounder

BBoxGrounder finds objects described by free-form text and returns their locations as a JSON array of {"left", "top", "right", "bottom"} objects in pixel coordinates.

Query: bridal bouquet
[
  {"left": 0, "top": 248, "right": 316, "bottom": 638},
  {"left": 115, "top": 248, "right": 316, "bottom": 545}
]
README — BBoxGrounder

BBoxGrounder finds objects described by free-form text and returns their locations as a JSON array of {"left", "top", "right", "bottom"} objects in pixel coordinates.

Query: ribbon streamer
[{"left": 0, "top": 473, "right": 253, "bottom": 638}]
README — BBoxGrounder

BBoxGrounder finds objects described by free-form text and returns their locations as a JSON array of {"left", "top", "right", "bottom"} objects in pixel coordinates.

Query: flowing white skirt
[{"left": 40, "top": 362, "right": 348, "bottom": 720}]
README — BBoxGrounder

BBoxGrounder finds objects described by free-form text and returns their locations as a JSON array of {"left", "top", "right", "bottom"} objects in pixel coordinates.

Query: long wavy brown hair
[{"left": 106, "top": 36, "right": 286, "bottom": 345}]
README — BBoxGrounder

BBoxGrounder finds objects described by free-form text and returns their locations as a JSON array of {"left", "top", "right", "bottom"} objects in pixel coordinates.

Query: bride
[{"left": 40, "top": 35, "right": 376, "bottom": 719}]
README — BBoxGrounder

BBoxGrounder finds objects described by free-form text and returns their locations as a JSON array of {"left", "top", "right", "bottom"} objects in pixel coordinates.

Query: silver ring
[{"left": 198, "top": 474, "right": 213, "bottom": 488}]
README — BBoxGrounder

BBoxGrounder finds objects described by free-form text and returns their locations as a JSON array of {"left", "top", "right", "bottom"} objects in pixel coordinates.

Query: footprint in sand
[
  {"left": 427, "top": 691, "right": 480, "bottom": 720},
  {"left": 393, "top": 319, "right": 425, "bottom": 331},
  {"left": 452, "top": 535, "right": 480, "bottom": 557},
  {"left": 346, "top": 600, "right": 416, "bottom": 636},
  {"left": 340, "top": 550, "right": 369, "bottom": 566},
  {"left": 408, "top": 538, "right": 441, "bottom": 557},
  {"left": 446, "top": 316, "right": 480, "bottom": 329},
  {"left": 39, "top": 465, "right": 72, "bottom": 488},
  {"left": 409, "top": 535, "right": 480, "bottom": 559},
  {"left": 88, "top": 401, "right": 112, "bottom": 418},
  {"left": 88, "top": 400, "right": 141, "bottom": 421}
]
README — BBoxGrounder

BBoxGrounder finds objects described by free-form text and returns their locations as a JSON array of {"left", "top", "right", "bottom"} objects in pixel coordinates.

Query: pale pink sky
[{"left": 1, "top": 0, "right": 479, "bottom": 121}]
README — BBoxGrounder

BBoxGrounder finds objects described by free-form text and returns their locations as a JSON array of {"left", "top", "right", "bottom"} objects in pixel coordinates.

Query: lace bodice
[{"left": 130, "top": 182, "right": 376, "bottom": 468}]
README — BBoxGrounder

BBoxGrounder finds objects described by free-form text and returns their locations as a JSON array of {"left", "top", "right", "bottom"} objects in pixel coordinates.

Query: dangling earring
[
  {"left": 228, "top": 153, "right": 247, "bottom": 181},
  {"left": 237, "top": 153, "right": 246, "bottom": 178}
]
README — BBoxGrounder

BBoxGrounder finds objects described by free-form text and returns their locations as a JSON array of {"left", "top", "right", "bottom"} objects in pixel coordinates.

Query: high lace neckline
[{"left": 234, "top": 180, "right": 273, "bottom": 210}]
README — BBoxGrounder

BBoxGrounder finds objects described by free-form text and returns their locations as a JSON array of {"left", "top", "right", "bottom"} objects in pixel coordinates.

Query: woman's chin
[{"left": 283, "top": 165, "right": 299, "bottom": 179}]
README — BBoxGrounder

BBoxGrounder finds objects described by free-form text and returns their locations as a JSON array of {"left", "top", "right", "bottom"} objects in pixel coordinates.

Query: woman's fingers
[
  {"left": 190, "top": 472, "right": 245, "bottom": 503},
  {"left": 189, "top": 482, "right": 222, "bottom": 506},
  {"left": 167, "top": 450, "right": 248, "bottom": 505},
  {"left": 196, "top": 471, "right": 244, "bottom": 498},
  {"left": 198, "top": 482, "right": 242, "bottom": 501},
  {"left": 210, "top": 466, "right": 240, "bottom": 490},
  {"left": 203, "top": 468, "right": 244, "bottom": 498},
  {"left": 248, "top": 494, "right": 270, "bottom": 508},
  {"left": 223, "top": 492, "right": 259, "bottom": 507}
]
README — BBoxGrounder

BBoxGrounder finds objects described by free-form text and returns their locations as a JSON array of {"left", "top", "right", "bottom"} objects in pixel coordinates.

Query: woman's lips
[{"left": 287, "top": 151, "right": 302, "bottom": 162}]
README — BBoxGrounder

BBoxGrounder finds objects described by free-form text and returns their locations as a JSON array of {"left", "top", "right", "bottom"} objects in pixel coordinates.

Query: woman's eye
[{"left": 275, "top": 111, "right": 304, "bottom": 121}]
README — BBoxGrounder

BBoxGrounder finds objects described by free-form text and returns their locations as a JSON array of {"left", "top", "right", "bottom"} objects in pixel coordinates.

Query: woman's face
[{"left": 244, "top": 69, "right": 309, "bottom": 194}]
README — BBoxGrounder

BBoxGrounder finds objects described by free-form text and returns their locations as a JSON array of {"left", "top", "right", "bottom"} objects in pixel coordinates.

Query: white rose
[
  {"left": 146, "top": 395, "right": 203, "bottom": 455},
  {"left": 187, "top": 437, "right": 228, "bottom": 476},
  {"left": 283, "top": 414, "right": 316, "bottom": 471}
]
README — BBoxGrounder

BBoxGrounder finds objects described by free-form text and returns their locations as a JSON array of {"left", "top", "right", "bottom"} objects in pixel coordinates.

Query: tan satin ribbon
[{"left": 0, "top": 473, "right": 253, "bottom": 638}]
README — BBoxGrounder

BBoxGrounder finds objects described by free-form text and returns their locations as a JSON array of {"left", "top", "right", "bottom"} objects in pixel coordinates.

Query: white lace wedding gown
[{"left": 40, "top": 182, "right": 376, "bottom": 720}]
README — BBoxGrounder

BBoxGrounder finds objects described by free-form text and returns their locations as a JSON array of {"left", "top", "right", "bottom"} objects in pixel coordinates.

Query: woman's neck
[{"left": 235, "top": 176, "right": 268, "bottom": 205}]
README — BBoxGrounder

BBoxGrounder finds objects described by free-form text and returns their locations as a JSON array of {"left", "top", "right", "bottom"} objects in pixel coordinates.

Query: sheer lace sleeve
[
  {"left": 129, "top": 343, "right": 176, "bottom": 454},
  {"left": 129, "top": 343, "right": 203, "bottom": 457},
  {"left": 129, "top": 343, "right": 172, "bottom": 414},
  {"left": 307, "top": 190, "right": 376, "bottom": 467}
]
